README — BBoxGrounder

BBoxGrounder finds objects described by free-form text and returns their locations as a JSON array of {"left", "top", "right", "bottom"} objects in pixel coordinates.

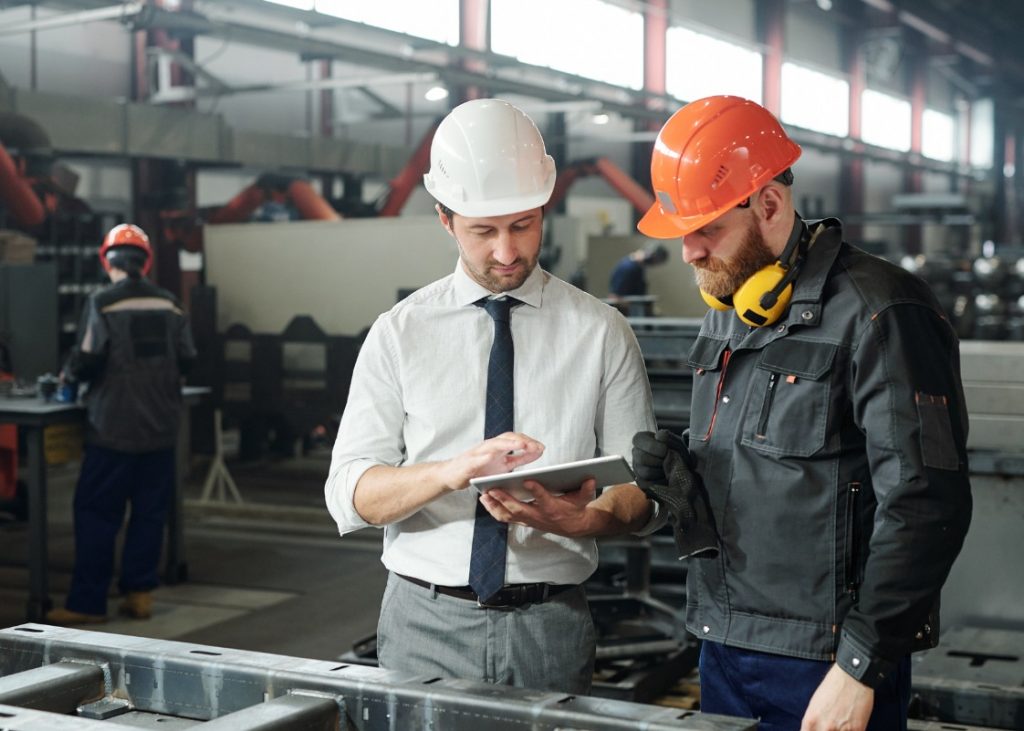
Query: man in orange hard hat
[
  {"left": 630, "top": 96, "right": 972, "bottom": 730},
  {"left": 46, "top": 224, "right": 195, "bottom": 626}
]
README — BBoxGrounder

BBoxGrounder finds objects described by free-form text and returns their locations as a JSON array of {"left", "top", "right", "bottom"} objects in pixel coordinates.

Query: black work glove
[{"left": 632, "top": 429, "right": 719, "bottom": 560}]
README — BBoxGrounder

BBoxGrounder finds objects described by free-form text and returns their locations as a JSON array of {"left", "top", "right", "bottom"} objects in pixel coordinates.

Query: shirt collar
[{"left": 452, "top": 260, "right": 546, "bottom": 309}]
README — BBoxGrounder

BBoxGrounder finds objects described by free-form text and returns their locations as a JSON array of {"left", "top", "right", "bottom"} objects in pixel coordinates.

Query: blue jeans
[
  {"left": 67, "top": 445, "right": 174, "bottom": 615},
  {"left": 699, "top": 641, "right": 911, "bottom": 731}
]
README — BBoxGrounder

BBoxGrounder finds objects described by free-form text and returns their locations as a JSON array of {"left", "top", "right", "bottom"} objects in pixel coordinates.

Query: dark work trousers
[
  {"left": 699, "top": 640, "right": 911, "bottom": 731},
  {"left": 66, "top": 444, "right": 175, "bottom": 615}
]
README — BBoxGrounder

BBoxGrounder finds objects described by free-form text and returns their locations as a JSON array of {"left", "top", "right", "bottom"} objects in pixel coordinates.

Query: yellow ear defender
[
  {"left": 699, "top": 216, "right": 811, "bottom": 328},
  {"left": 732, "top": 262, "right": 795, "bottom": 327}
]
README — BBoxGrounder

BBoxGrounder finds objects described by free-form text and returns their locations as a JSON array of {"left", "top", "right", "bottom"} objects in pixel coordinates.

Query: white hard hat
[{"left": 424, "top": 98, "right": 556, "bottom": 217}]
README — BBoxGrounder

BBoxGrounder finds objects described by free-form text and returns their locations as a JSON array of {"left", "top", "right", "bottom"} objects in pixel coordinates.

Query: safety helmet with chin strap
[
  {"left": 99, "top": 223, "right": 153, "bottom": 276},
  {"left": 424, "top": 98, "right": 556, "bottom": 218}
]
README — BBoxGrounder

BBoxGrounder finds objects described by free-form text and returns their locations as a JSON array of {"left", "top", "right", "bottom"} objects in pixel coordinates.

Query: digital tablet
[{"left": 470, "top": 455, "right": 635, "bottom": 502}]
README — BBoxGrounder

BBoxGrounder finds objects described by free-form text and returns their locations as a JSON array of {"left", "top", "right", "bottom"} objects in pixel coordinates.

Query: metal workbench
[{"left": 0, "top": 387, "right": 208, "bottom": 620}]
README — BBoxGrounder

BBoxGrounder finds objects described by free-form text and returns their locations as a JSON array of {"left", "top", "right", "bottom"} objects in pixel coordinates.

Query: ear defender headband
[{"left": 701, "top": 214, "right": 810, "bottom": 327}]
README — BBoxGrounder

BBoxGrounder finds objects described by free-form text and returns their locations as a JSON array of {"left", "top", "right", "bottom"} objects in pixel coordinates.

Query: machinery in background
[
  {"left": 899, "top": 246, "right": 1024, "bottom": 341},
  {"left": 0, "top": 112, "right": 122, "bottom": 370},
  {"left": 167, "top": 172, "right": 342, "bottom": 256}
]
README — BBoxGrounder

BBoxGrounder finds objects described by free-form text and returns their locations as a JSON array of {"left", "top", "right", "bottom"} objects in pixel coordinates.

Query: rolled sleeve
[{"left": 325, "top": 457, "right": 379, "bottom": 535}]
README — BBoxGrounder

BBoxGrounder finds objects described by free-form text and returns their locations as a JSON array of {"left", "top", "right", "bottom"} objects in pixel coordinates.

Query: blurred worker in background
[
  {"left": 46, "top": 223, "right": 196, "bottom": 626},
  {"left": 631, "top": 96, "right": 972, "bottom": 731},
  {"left": 326, "top": 98, "right": 659, "bottom": 694},
  {"left": 608, "top": 242, "right": 669, "bottom": 297}
]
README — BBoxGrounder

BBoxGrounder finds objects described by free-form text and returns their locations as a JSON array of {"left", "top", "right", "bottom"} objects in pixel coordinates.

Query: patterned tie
[{"left": 469, "top": 296, "right": 519, "bottom": 602}]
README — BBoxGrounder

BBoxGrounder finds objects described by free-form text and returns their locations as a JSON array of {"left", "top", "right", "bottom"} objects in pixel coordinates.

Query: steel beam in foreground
[{"left": 0, "top": 624, "right": 756, "bottom": 730}]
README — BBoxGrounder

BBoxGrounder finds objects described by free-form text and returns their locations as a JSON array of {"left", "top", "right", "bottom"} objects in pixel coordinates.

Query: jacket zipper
[
  {"left": 702, "top": 348, "right": 731, "bottom": 440},
  {"left": 755, "top": 372, "right": 779, "bottom": 438},
  {"left": 845, "top": 482, "right": 861, "bottom": 601}
]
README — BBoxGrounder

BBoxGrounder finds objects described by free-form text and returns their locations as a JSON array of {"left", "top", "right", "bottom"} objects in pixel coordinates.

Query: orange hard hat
[
  {"left": 638, "top": 96, "right": 802, "bottom": 239},
  {"left": 99, "top": 223, "right": 153, "bottom": 275}
]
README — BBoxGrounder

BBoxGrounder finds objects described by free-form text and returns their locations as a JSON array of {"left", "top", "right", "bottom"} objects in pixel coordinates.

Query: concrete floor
[{"left": 0, "top": 452, "right": 388, "bottom": 662}]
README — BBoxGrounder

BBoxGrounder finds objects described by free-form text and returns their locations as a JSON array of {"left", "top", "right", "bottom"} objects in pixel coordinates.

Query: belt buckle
[{"left": 477, "top": 585, "right": 521, "bottom": 608}]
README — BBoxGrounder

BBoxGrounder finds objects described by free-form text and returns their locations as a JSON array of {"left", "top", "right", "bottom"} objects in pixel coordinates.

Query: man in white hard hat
[{"left": 325, "top": 99, "right": 659, "bottom": 693}]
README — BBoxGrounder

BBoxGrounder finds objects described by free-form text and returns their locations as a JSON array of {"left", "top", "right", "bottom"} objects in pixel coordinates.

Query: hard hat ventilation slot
[{"left": 710, "top": 165, "right": 729, "bottom": 190}]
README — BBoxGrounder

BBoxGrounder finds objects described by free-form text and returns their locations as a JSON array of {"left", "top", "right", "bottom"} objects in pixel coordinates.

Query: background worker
[
  {"left": 325, "top": 98, "right": 658, "bottom": 694},
  {"left": 608, "top": 242, "right": 669, "bottom": 297},
  {"left": 46, "top": 224, "right": 196, "bottom": 625},
  {"left": 632, "top": 96, "right": 972, "bottom": 731}
]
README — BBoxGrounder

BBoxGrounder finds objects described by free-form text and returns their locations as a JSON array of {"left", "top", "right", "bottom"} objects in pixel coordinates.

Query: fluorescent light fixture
[
  {"left": 591, "top": 113, "right": 610, "bottom": 125},
  {"left": 424, "top": 85, "right": 449, "bottom": 101}
]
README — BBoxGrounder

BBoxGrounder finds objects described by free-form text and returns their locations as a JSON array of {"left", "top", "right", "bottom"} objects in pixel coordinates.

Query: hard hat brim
[{"left": 638, "top": 203, "right": 728, "bottom": 240}]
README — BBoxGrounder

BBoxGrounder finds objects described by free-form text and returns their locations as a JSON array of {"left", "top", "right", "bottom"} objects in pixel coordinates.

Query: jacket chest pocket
[
  {"left": 686, "top": 336, "right": 731, "bottom": 442},
  {"left": 741, "top": 339, "right": 836, "bottom": 457}
]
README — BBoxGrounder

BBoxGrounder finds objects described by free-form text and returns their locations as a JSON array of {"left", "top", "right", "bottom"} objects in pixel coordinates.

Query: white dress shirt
[{"left": 325, "top": 262, "right": 656, "bottom": 586}]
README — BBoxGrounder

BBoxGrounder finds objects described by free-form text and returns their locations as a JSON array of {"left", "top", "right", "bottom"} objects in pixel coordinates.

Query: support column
[
  {"left": 457, "top": 0, "right": 488, "bottom": 102},
  {"left": 633, "top": 0, "right": 668, "bottom": 222},
  {"left": 131, "top": 0, "right": 196, "bottom": 299},
  {"left": 905, "top": 43, "right": 927, "bottom": 254},
  {"left": 839, "top": 9, "right": 867, "bottom": 245},
  {"left": 757, "top": 0, "right": 785, "bottom": 115}
]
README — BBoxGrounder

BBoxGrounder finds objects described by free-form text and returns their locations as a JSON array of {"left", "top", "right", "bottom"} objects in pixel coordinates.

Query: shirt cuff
[{"left": 836, "top": 629, "right": 897, "bottom": 689}]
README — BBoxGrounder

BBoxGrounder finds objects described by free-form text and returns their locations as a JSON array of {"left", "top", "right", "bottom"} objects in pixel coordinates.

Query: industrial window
[
  {"left": 970, "top": 99, "right": 994, "bottom": 169},
  {"left": 264, "top": 0, "right": 460, "bottom": 46},
  {"left": 780, "top": 62, "right": 849, "bottom": 137},
  {"left": 922, "top": 109, "right": 956, "bottom": 162},
  {"left": 666, "top": 27, "right": 763, "bottom": 104},
  {"left": 861, "top": 89, "right": 911, "bottom": 152},
  {"left": 491, "top": 0, "right": 644, "bottom": 90}
]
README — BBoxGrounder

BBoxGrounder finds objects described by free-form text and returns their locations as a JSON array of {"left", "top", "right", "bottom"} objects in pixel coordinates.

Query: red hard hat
[
  {"left": 638, "top": 96, "right": 802, "bottom": 239},
  {"left": 99, "top": 224, "right": 153, "bottom": 275}
]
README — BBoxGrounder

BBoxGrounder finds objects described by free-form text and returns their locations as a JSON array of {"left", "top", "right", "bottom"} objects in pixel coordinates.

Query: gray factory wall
[
  {"left": 205, "top": 216, "right": 458, "bottom": 336},
  {"left": 586, "top": 234, "right": 707, "bottom": 317}
]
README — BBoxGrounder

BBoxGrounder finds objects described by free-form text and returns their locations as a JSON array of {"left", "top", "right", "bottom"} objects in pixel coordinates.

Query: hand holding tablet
[{"left": 470, "top": 455, "right": 635, "bottom": 502}]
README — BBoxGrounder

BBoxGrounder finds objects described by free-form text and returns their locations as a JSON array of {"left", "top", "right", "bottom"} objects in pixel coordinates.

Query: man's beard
[{"left": 693, "top": 221, "right": 777, "bottom": 299}]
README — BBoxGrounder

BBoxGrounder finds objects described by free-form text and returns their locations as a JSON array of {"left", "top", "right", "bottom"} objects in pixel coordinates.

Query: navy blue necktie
[{"left": 469, "top": 296, "right": 519, "bottom": 602}]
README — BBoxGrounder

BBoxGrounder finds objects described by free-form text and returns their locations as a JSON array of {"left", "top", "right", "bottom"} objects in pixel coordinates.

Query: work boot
[
  {"left": 119, "top": 591, "right": 153, "bottom": 619},
  {"left": 44, "top": 607, "right": 107, "bottom": 626}
]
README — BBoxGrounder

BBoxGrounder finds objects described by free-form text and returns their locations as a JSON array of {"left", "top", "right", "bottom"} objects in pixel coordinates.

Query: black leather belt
[{"left": 397, "top": 573, "right": 576, "bottom": 608}]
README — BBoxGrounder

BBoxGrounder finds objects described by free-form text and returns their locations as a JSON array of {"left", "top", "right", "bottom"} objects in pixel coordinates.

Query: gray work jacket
[
  {"left": 67, "top": 277, "right": 196, "bottom": 453},
  {"left": 685, "top": 219, "right": 972, "bottom": 688}
]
